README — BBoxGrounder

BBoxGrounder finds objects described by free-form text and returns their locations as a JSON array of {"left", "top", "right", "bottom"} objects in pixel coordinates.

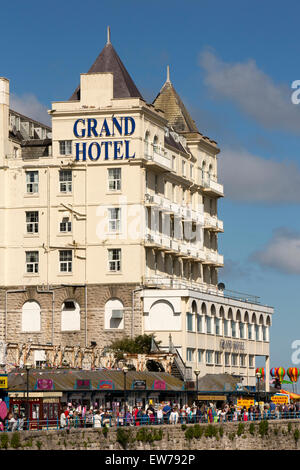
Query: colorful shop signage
[
  {"left": 75, "top": 379, "right": 91, "bottom": 390},
  {"left": 0, "top": 375, "right": 7, "bottom": 389},
  {"left": 152, "top": 380, "right": 166, "bottom": 390},
  {"left": 132, "top": 380, "right": 146, "bottom": 390},
  {"left": 35, "top": 379, "right": 54, "bottom": 391},
  {"left": 73, "top": 117, "right": 136, "bottom": 161},
  {"left": 271, "top": 395, "right": 289, "bottom": 404},
  {"left": 236, "top": 399, "right": 255, "bottom": 408},
  {"left": 197, "top": 395, "right": 227, "bottom": 401},
  {"left": 98, "top": 380, "right": 114, "bottom": 390}
]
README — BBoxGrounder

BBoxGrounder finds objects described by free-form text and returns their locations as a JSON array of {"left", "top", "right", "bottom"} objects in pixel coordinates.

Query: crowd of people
[
  {"left": 1, "top": 399, "right": 300, "bottom": 431},
  {"left": 58, "top": 399, "right": 300, "bottom": 428}
]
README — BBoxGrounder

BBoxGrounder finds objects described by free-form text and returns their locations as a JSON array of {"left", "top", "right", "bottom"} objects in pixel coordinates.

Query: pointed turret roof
[
  {"left": 153, "top": 66, "right": 199, "bottom": 134},
  {"left": 69, "top": 27, "right": 143, "bottom": 101}
]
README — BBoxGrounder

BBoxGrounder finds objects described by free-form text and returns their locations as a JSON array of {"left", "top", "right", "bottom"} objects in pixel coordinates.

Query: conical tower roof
[
  {"left": 153, "top": 66, "right": 199, "bottom": 134},
  {"left": 69, "top": 27, "right": 143, "bottom": 101}
]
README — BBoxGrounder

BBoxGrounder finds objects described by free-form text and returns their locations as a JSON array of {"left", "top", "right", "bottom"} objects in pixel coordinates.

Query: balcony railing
[
  {"left": 144, "top": 143, "right": 172, "bottom": 170},
  {"left": 143, "top": 276, "right": 263, "bottom": 305},
  {"left": 200, "top": 175, "right": 224, "bottom": 196}
]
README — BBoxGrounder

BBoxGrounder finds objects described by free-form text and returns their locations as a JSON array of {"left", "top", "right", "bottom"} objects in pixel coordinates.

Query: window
[
  {"left": 190, "top": 164, "right": 193, "bottom": 179},
  {"left": 225, "top": 352, "right": 230, "bottom": 366},
  {"left": 59, "top": 250, "right": 72, "bottom": 272},
  {"left": 182, "top": 160, "right": 186, "bottom": 176},
  {"left": 26, "top": 171, "right": 39, "bottom": 194},
  {"left": 248, "top": 324, "right": 253, "bottom": 340},
  {"left": 224, "top": 319, "right": 229, "bottom": 336},
  {"left": 215, "top": 351, "right": 222, "bottom": 365},
  {"left": 239, "top": 322, "right": 244, "bottom": 339},
  {"left": 186, "top": 348, "right": 194, "bottom": 362},
  {"left": 197, "top": 315, "right": 202, "bottom": 333},
  {"left": 59, "top": 170, "right": 72, "bottom": 193},
  {"left": 108, "top": 249, "right": 121, "bottom": 272},
  {"left": 108, "top": 168, "right": 121, "bottom": 191},
  {"left": 255, "top": 325, "right": 260, "bottom": 341},
  {"left": 172, "top": 155, "right": 176, "bottom": 170},
  {"left": 186, "top": 313, "right": 193, "bottom": 332},
  {"left": 240, "top": 354, "right": 246, "bottom": 367},
  {"left": 108, "top": 208, "right": 121, "bottom": 232},
  {"left": 22, "top": 301, "right": 41, "bottom": 332},
  {"left": 262, "top": 326, "right": 267, "bottom": 341},
  {"left": 249, "top": 355, "right": 254, "bottom": 367},
  {"left": 232, "top": 354, "right": 238, "bottom": 366},
  {"left": 206, "top": 350, "right": 213, "bottom": 364},
  {"left": 26, "top": 251, "right": 39, "bottom": 273},
  {"left": 60, "top": 217, "right": 72, "bottom": 233},
  {"left": 215, "top": 318, "right": 221, "bottom": 335},
  {"left": 105, "top": 298, "right": 124, "bottom": 329},
  {"left": 155, "top": 175, "right": 158, "bottom": 194},
  {"left": 26, "top": 211, "right": 39, "bottom": 234},
  {"left": 61, "top": 300, "right": 80, "bottom": 331},
  {"left": 59, "top": 140, "right": 72, "bottom": 155},
  {"left": 198, "top": 349, "right": 204, "bottom": 363},
  {"left": 206, "top": 316, "right": 211, "bottom": 334},
  {"left": 231, "top": 321, "right": 236, "bottom": 338}
]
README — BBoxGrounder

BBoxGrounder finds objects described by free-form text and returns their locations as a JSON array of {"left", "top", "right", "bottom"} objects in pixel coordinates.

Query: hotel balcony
[
  {"left": 203, "top": 249, "right": 224, "bottom": 267},
  {"left": 200, "top": 175, "right": 224, "bottom": 197},
  {"left": 204, "top": 215, "right": 224, "bottom": 232},
  {"left": 144, "top": 144, "right": 172, "bottom": 172},
  {"left": 144, "top": 230, "right": 206, "bottom": 261},
  {"left": 144, "top": 195, "right": 204, "bottom": 225}
]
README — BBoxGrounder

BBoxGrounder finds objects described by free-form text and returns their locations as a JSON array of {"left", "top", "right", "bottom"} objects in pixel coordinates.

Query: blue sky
[{"left": 2, "top": 0, "right": 300, "bottom": 379}]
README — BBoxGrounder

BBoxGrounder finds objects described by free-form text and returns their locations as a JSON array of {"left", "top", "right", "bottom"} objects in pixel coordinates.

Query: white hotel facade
[{"left": 0, "top": 31, "right": 273, "bottom": 388}]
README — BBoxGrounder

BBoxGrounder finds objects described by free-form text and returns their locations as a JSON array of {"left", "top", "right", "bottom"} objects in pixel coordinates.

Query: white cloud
[
  {"left": 10, "top": 93, "right": 51, "bottom": 126},
  {"left": 252, "top": 228, "right": 300, "bottom": 274},
  {"left": 199, "top": 50, "right": 300, "bottom": 134},
  {"left": 219, "top": 147, "right": 300, "bottom": 203}
]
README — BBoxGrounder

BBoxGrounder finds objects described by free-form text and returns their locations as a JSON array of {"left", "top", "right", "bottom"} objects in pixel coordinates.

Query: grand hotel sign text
[
  {"left": 219, "top": 340, "right": 246, "bottom": 352},
  {"left": 73, "top": 117, "right": 136, "bottom": 161}
]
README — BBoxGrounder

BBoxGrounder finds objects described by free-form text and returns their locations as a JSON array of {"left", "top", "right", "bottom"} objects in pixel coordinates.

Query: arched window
[
  {"left": 61, "top": 300, "right": 80, "bottom": 331},
  {"left": 201, "top": 161, "right": 206, "bottom": 183},
  {"left": 145, "top": 131, "right": 150, "bottom": 156},
  {"left": 22, "top": 301, "right": 41, "bottom": 332},
  {"left": 145, "top": 300, "right": 180, "bottom": 331},
  {"left": 104, "top": 298, "right": 124, "bottom": 330},
  {"left": 153, "top": 135, "right": 158, "bottom": 154}
]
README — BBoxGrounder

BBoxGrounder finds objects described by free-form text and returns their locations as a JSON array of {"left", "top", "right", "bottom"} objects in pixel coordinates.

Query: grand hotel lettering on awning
[
  {"left": 73, "top": 117, "right": 136, "bottom": 161},
  {"left": 219, "top": 340, "right": 246, "bottom": 351}
]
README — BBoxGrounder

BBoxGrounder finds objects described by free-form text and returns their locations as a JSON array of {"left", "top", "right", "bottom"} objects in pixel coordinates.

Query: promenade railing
[{"left": 1, "top": 410, "right": 300, "bottom": 432}]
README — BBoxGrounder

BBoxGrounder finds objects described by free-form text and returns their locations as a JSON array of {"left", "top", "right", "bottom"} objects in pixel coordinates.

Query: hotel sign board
[
  {"left": 73, "top": 117, "right": 136, "bottom": 162},
  {"left": 220, "top": 340, "right": 246, "bottom": 352}
]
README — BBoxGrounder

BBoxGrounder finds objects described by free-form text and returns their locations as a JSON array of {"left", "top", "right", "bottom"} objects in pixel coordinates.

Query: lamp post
[
  {"left": 194, "top": 369, "right": 200, "bottom": 400},
  {"left": 256, "top": 372, "right": 261, "bottom": 403},
  {"left": 123, "top": 366, "right": 129, "bottom": 419},
  {"left": 25, "top": 363, "right": 31, "bottom": 429}
]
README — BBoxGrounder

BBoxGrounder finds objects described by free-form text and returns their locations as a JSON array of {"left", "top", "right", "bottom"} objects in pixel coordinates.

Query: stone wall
[
  {"left": 1, "top": 420, "right": 300, "bottom": 451},
  {"left": 0, "top": 283, "right": 143, "bottom": 368}
]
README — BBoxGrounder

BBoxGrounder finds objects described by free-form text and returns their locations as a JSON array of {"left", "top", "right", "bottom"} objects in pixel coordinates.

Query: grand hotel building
[{"left": 0, "top": 30, "right": 273, "bottom": 389}]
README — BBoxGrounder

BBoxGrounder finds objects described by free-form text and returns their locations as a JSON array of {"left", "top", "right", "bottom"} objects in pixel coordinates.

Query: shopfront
[{"left": 9, "top": 391, "right": 62, "bottom": 428}]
